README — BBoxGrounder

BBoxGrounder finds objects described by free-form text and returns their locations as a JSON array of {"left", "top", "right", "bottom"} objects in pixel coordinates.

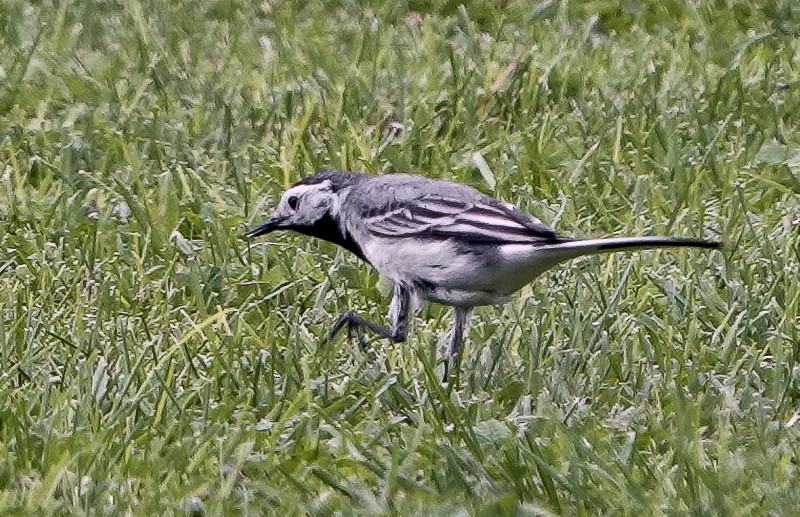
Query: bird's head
[{"left": 245, "top": 171, "right": 366, "bottom": 239}]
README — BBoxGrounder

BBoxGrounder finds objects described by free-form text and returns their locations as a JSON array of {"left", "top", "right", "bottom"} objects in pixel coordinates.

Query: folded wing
[{"left": 363, "top": 195, "right": 561, "bottom": 244}]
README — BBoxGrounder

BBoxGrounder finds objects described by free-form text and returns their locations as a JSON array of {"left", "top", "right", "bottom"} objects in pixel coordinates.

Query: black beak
[{"left": 244, "top": 216, "right": 285, "bottom": 239}]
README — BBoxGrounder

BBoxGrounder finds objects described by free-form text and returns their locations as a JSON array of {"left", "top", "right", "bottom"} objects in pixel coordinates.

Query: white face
[{"left": 270, "top": 180, "right": 336, "bottom": 228}]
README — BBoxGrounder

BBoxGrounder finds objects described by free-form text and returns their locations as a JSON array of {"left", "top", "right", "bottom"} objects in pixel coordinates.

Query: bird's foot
[{"left": 329, "top": 312, "right": 373, "bottom": 353}]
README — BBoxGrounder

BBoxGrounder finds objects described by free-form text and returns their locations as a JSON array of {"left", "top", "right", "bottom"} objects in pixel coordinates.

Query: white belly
[
  {"left": 423, "top": 287, "right": 512, "bottom": 307},
  {"left": 363, "top": 238, "right": 487, "bottom": 288},
  {"left": 361, "top": 238, "right": 575, "bottom": 307}
]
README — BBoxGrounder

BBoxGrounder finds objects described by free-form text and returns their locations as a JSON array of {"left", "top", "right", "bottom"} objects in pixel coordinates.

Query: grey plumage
[{"left": 247, "top": 170, "right": 722, "bottom": 381}]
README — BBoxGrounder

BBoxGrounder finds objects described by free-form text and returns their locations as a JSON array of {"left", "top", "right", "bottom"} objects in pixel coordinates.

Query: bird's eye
[{"left": 287, "top": 196, "right": 299, "bottom": 210}]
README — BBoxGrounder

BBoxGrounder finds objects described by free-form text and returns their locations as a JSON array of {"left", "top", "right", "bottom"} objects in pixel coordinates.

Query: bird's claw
[
  {"left": 346, "top": 322, "right": 371, "bottom": 352},
  {"left": 328, "top": 312, "right": 372, "bottom": 352}
]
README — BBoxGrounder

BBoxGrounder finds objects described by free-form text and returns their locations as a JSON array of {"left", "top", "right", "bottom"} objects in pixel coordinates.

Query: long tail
[{"left": 544, "top": 236, "right": 722, "bottom": 261}]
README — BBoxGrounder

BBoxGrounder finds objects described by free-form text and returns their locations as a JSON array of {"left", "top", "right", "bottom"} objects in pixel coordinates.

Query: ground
[{"left": 1, "top": 0, "right": 799, "bottom": 514}]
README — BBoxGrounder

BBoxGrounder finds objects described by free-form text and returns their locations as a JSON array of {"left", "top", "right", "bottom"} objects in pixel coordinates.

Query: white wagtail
[{"left": 246, "top": 170, "right": 722, "bottom": 381}]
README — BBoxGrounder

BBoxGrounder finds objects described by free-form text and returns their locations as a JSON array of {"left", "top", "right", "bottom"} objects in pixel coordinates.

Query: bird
[{"left": 246, "top": 170, "right": 722, "bottom": 382}]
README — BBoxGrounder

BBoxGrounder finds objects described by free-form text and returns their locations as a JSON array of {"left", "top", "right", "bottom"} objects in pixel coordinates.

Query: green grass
[{"left": 2, "top": 0, "right": 800, "bottom": 514}]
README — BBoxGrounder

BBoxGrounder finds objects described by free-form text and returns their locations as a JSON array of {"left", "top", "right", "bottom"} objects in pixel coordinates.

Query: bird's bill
[{"left": 245, "top": 215, "right": 286, "bottom": 239}]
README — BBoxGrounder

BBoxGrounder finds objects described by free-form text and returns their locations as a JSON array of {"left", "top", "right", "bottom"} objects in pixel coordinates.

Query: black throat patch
[{"left": 288, "top": 212, "right": 367, "bottom": 262}]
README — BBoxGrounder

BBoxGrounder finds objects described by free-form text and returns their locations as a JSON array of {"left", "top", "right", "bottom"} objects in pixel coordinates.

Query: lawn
[{"left": 1, "top": 0, "right": 799, "bottom": 514}]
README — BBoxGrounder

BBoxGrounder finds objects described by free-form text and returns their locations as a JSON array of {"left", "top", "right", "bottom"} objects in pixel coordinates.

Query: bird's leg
[
  {"left": 329, "top": 285, "right": 411, "bottom": 349},
  {"left": 386, "top": 284, "right": 411, "bottom": 342},
  {"left": 442, "top": 307, "right": 472, "bottom": 383}
]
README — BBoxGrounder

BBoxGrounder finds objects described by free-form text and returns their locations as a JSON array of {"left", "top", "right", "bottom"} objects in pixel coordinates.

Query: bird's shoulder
[{"left": 345, "top": 173, "right": 470, "bottom": 207}]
